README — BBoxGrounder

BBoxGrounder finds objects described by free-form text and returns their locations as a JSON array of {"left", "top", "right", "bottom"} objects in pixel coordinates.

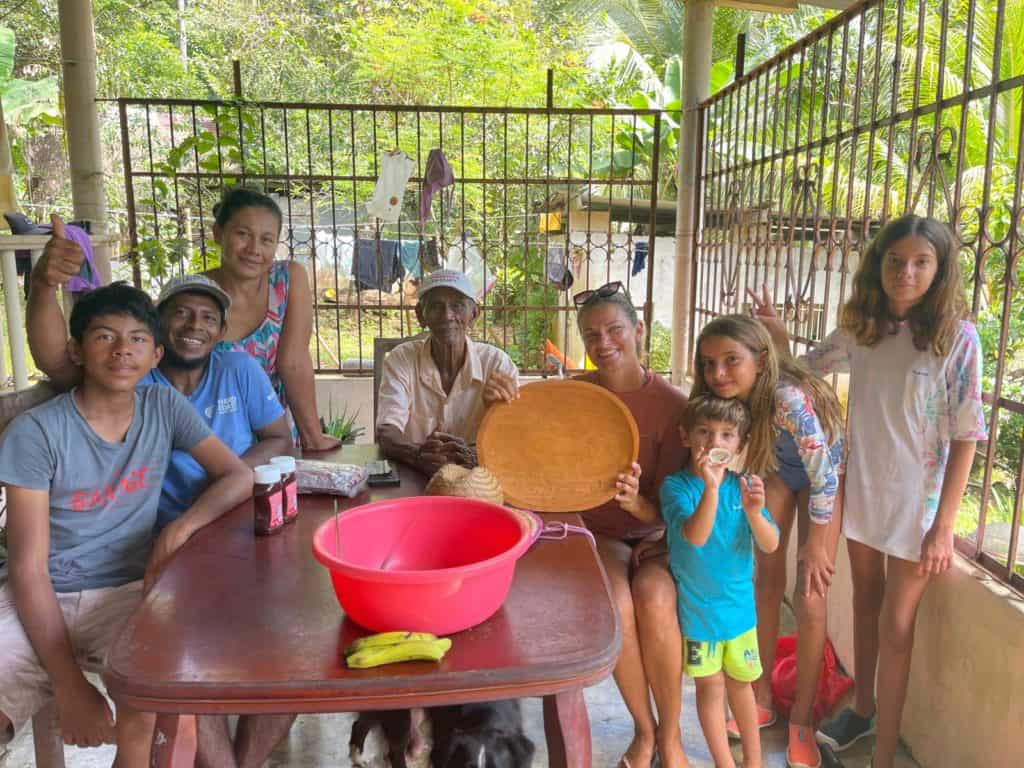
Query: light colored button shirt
[{"left": 376, "top": 336, "right": 519, "bottom": 444}]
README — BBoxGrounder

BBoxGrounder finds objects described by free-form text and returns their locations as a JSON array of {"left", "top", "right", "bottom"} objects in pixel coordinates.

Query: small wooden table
[{"left": 104, "top": 446, "right": 621, "bottom": 767}]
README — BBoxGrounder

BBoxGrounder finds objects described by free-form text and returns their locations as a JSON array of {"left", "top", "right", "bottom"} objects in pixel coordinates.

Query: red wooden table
[{"left": 103, "top": 445, "right": 621, "bottom": 767}]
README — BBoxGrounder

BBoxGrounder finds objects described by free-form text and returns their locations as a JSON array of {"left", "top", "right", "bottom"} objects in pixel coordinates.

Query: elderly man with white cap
[{"left": 377, "top": 269, "right": 519, "bottom": 476}]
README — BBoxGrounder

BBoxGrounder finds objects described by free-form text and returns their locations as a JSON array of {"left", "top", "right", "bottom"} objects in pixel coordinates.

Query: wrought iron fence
[
  {"left": 116, "top": 96, "right": 667, "bottom": 376},
  {"left": 693, "top": 0, "right": 1024, "bottom": 589}
]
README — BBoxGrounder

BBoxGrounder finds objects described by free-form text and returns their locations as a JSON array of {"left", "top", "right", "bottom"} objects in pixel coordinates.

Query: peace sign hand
[
  {"left": 746, "top": 283, "right": 789, "bottom": 350},
  {"left": 746, "top": 283, "right": 779, "bottom": 322}
]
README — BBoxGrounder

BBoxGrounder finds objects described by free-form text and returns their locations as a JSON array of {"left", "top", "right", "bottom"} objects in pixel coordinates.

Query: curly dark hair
[{"left": 69, "top": 282, "right": 161, "bottom": 342}]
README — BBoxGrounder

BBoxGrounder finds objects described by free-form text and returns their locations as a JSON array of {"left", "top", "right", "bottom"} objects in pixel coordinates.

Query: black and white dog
[
  {"left": 349, "top": 701, "right": 533, "bottom": 768},
  {"left": 429, "top": 701, "right": 534, "bottom": 768},
  {"left": 349, "top": 708, "right": 429, "bottom": 768}
]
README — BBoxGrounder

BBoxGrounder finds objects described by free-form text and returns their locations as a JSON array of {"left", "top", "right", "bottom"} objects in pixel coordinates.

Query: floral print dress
[{"left": 217, "top": 260, "right": 297, "bottom": 441}]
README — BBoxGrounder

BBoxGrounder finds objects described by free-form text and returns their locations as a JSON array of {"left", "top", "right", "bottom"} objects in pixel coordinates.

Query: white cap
[
  {"left": 254, "top": 464, "right": 282, "bottom": 485},
  {"left": 270, "top": 455, "right": 296, "bottom": 473},
  {"left": 416, "top": 269, "right": 476, "bottom": 301}
]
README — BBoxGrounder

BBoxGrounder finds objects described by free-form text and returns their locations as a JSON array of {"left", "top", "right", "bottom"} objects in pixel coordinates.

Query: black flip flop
[{"left": 820, "top": 743, "right": 845, "bottom": 768}]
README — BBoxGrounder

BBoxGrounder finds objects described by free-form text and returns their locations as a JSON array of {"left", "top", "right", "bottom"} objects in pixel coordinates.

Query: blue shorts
[{"left": 774, "top": 431, "right": 844, "bottom": 494}]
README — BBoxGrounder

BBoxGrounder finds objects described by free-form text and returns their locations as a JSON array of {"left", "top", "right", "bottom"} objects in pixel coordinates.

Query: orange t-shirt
[{"left": 575, "top": 370, "right": 688, "bottom": 541}]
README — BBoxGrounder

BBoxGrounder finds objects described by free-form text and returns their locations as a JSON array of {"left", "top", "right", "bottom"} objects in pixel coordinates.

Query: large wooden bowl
[{"left": 477, "top": 379, "right": 639, "bottom": 512}]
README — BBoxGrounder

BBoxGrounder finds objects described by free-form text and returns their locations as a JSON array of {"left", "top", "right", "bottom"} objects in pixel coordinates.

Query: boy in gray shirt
[{"left": 0, "top": 283, "right": 252, "bottom": 761}]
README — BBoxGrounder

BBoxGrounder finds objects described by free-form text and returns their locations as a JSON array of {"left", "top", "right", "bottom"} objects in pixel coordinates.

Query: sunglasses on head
[{"left": 572, "top": 281, "right": 626, "bottom": 307}]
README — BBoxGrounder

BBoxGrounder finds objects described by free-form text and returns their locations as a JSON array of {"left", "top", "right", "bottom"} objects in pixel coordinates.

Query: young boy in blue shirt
[{"left": 660, "top": 394, "right": 780, "bottom": 768}]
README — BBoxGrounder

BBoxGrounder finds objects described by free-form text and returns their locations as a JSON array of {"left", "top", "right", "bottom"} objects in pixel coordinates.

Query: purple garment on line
[
  {"left": 419, "top": 148, "right": 454, "bottom": 227},
  {"left": 60, "top": 225, "right": 100, "bottom": 293},
  {"left": 4, "top": 212, "right": 100, "bottom": 293}
]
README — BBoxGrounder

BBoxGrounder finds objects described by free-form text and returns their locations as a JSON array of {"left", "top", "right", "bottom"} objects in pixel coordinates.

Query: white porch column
[
  {"left": 0, "top": 101, "right": 14, "bottom": 385},
  {"left": 671, "top": 0, "right": 714, "bottom": 386},
  {"left": 1, "top": 249, "right": 28, "bottom": 390},
  {"left": 58, "top": 0, "right": 111, "bottom": 282}
]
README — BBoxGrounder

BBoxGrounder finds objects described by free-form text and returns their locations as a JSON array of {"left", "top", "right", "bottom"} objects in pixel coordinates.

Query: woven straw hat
[{"left": 424, "top": 464, "right": 504, "bottom": 505}]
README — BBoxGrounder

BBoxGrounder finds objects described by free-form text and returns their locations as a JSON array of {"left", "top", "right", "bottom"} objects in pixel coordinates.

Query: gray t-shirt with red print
[{"left": 0, "top": 385, "right": 211, "bottom": 592}]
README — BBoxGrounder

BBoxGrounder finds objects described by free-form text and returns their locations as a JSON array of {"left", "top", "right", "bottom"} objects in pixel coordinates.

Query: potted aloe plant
[{"left": 319, "top": 400, "right": 366, "bottom": 445}]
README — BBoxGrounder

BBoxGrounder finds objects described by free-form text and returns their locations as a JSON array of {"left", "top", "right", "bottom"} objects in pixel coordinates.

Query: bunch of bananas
[{"left": 344, "top": 631, "right": 453, "bottom": 669}]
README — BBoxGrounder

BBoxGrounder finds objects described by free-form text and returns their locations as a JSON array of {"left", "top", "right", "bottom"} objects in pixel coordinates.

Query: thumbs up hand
[
  {"left": 36, "top": 214, "right": 85, "bottom": 289},
  {"left": 51, "top": 213, "right": 67, "bottom": 239}
]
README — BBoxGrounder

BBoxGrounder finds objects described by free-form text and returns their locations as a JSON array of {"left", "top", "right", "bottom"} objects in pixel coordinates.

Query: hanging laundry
[
  {"left": 538, "top": 211, "right": 562, "bottom": 233},
  {"left": 420, "top": 237, "right": 442, "bottom": 273},
  {"left": 351, "top": 238, "right": 404, "bottom": 292},
  {"left": 365, "top": 150, "right": 415, "bottom": 223},
  {"left": 314, "top": 231, "right": 353, "bottom": 275},
  {"left": 62, "top": 225, "right": 100, "bottom": 293},
  {"left": 445, "top": 233, "right": 496, "bottom": 300},
  {"left": 4, "top": 212, "right": 99, "bottom": 295},
  {"left": 631, "top": 239, "right": 649, "bottom": 277},
  {"left": 399, "top": 240, "right": 424, "bottom": 279},
  {"left": 546, "top": 242, "right": 573, "bottom": 290},
  {"left": 420, "top": 148, "right": 455, "bottom": 228}
]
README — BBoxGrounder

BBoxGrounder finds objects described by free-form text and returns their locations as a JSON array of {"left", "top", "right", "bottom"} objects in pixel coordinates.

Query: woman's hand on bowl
[{"left": 614, "top": 462, "right": 645, "bottom": 516}]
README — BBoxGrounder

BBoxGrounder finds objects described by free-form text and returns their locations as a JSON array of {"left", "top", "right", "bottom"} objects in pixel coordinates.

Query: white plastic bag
[
  {"left": 445, "top": 233, "right": 496, "bottom": 299},
  {"left": 295, "top": 460, "right": 369, "bottom": 497}
]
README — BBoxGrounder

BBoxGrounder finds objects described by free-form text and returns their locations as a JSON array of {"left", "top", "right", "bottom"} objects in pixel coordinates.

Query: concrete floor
[
  {"left": 0, "top": 617, "right": 920, "bottom": 768},
  {"left": 0, "top": 678, "right": 921, "bottom": 768}
]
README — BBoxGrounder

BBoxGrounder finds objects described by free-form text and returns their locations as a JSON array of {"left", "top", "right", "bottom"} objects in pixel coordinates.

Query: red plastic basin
[{"left": 311, "top": 496, "right": 533, "bottom": 635}]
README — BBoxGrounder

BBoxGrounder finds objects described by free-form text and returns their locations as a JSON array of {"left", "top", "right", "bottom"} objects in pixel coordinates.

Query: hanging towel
[
  {"left": 546, "top": 242, "right": 573, "bottom": 290},
  {"left": 631, "top": 240, "right": 649, "bottom": 277},
  {"left": 399, "top": 240, "right": 424, "bottom": 279},
  {"left": 420, "top": 148, "right": 455, "bottom": 227},
  {"left": 351, "top": 238, "right": 404, "bottom": 292},
  {"left": 366, "top": 150, "right": 415, "bottom": 223}
]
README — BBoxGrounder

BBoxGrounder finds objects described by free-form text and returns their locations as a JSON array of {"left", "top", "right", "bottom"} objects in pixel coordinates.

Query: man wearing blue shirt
[{"left": 143, "top": 275, "right": 291, "bottom": 528}]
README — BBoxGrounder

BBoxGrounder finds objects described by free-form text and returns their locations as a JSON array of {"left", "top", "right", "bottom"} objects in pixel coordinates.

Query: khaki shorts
[{"left": 0, "top": 579, "right": 142, "bottom": 743}]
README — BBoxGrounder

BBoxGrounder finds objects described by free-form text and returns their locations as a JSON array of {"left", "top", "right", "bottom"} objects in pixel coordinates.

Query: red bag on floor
[{"left": 770, "top": 634, "right": 853, "bottom": 722}]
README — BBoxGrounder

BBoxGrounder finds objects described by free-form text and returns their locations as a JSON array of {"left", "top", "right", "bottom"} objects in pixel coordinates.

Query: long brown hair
[
  {"left": 692, "top": 315, "right": 844, "bottom": 476},
  {"left": 692, "top": 316, "right": 778, "bottom": 476},
  {"left": 841, "top": 214, "right": 968, "bottom": 355}
]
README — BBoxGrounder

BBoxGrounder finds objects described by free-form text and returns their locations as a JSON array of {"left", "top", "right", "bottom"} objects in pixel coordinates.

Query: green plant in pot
[{"left": 320, "top": 400, "right": 366, "bottom": 445}]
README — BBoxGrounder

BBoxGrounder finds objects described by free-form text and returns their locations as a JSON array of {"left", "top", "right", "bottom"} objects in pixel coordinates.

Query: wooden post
[
  {"left": 670, "top": 0, "right": 713, "bottom": 385},
  {"left": 57, "top": 0, "right": 112, "bottom": 283}
]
